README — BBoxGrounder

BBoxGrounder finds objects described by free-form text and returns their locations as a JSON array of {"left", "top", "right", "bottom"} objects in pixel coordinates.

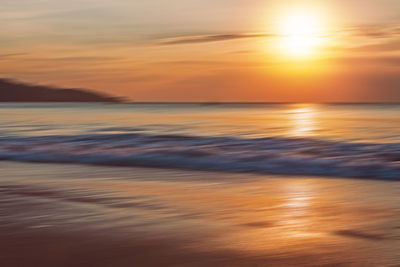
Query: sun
[{"left": 277, "top": 8, "right": 326, "bottom": 58}]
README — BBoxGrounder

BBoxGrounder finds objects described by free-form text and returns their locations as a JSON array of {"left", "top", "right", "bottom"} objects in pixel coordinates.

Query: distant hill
[{"left": 0, "top": 78, "right": 123, "bottom": 102}]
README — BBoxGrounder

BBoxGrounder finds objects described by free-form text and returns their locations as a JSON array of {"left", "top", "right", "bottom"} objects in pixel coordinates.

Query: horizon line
[
  {"left": 1, "top": 101, "right": 400, "bottom": 104},
  {"left": 119, "top": 101, "right": 400, "bottom": 104}
]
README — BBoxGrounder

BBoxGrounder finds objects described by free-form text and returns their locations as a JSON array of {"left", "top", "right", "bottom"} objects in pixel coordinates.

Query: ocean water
[{"left": 0, "top": 103, "right": 399, "bottom": 179}]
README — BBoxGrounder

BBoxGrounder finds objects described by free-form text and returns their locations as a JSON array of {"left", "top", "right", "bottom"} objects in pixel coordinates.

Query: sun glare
[{"left": 277, "top": 8, "right": 326, "bottom": 58}]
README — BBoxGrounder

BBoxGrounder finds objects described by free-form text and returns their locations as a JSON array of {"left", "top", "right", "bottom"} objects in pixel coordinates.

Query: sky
[{"left": 0, "top": 0, "right": 399, "bottom": 102}]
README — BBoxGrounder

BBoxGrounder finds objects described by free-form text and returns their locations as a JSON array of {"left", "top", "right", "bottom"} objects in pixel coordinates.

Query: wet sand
[{"left": 0, "top": 162, "right": 399, "bottom": 266}]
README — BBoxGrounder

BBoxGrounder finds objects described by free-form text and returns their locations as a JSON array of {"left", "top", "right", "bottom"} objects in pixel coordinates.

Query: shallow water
[
  {"left": 0, "top": 103, "right": 399, "bottom": 179},
  {"left": 1, "top": 103, "right": 399, "bottom": 142}
]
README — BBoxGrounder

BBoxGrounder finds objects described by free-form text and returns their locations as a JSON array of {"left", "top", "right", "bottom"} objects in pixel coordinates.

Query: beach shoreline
[{"left": 0, "top": 161, "right": 399, "bottom": 266}]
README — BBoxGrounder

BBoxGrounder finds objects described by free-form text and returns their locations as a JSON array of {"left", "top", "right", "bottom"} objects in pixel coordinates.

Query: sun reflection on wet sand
[{"left": 279, "top": 182, "right": 315, "bottom": 238}]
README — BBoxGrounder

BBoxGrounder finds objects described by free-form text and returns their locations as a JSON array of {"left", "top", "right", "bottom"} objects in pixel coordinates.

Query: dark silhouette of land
[{"left": 0, "top": 78, "right": 122, "bottom": 102}]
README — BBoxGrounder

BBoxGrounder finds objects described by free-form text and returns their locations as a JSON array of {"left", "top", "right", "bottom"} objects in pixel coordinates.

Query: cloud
[
  {"left": 156, "top": 33, "right": 270, "bottom": 45},
  {"left": 353, "top": 39, "right": 400, "bottom": 52},
  {"left": 360, "top": 56, "right": 400, "bottom": 66},
  {"left": 347, "top": 25, "right": 395, "bottom": 38},
  {"left": 324, "top": 25, "right": 400, "bottom": 53},
  {"left": 26, "top": 56, "right": 119, "bottom": 63},
  {"left": 155, "top": 23, "right": 400, "bottom": 47},
  {"left": 340, "top": 24, "right": 400, "bottom": 39},
  {"left": 319, "top": 55, "right": 400, "bottom": 66},
  {"left": 0, "top": 53, "right": 27, "bottom": 59}
]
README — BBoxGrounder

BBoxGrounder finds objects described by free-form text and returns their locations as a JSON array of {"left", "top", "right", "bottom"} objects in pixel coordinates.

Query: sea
[{"left": 0, "top": 103, "right": 399, "bottom": 179}]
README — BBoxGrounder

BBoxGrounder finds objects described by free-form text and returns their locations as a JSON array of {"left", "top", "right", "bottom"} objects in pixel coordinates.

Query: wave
[{"left": 0, "top": 133, "right": 399, "bottom": 179}]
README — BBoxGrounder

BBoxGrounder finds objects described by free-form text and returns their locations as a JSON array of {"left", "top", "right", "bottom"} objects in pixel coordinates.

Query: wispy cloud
[
  {"left": 25, "top": 56, "right": 120, "bottom": 63},
  {"left": 346, "top": 24, "right": 400, "bottom": 38},
  {"left": 156, "top": 33, "right": 271, "bottom": 45},
  {"left": 325, "top": 55, "right": 400, "bottom": 66},
  {"left": 353, "top": 39, "right": 400, "bottom": 52},
  {"left": 156, "top": 23, "right": 400, "bottom": 46},
  {"left": 0, "top": 53, "right": 27, "bottom": 59}
]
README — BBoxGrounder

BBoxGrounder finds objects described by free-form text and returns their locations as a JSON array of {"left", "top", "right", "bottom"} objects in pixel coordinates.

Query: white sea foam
[{"left": 0, "top": 133, "right": 399, "bottom": 179}]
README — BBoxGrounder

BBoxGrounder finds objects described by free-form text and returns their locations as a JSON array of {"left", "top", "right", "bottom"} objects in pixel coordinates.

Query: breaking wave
[{"left": 0, "top": 133, "right": 399, "bottom": 179}]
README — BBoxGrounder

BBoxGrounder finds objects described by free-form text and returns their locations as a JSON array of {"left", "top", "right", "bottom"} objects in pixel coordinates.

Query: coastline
[{"left": 1, "top": 161, "right": 399, "bottom": 266}]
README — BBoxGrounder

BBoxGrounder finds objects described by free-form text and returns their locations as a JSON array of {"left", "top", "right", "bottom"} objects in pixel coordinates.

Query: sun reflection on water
[{"left": 290, "top": 105, "right": 317, "bottom": 137}]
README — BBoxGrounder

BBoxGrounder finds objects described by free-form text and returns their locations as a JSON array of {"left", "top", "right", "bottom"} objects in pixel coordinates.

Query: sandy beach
[{"left": 0, "top": 161, "right": 399, "bottom": 266}]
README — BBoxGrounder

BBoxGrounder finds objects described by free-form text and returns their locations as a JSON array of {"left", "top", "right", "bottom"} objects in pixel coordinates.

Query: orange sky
[{"left": 0, "top": 0, "right": 399, "bottom": 102}]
